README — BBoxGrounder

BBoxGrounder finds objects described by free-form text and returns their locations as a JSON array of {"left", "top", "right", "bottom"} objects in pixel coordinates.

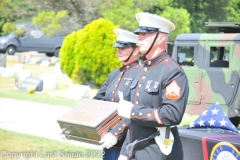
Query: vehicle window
[
  {"left": 210, "top": 46, "right": 229, "bottom": 68},
  {"left": 177, "top": 46, "right": 194, "bottom": 66}
]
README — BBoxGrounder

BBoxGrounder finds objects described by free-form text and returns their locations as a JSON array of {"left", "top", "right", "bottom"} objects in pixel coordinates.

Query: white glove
[
  {"left": 99, "top": 133, "right": 117, "bottom": 149},
  {"left": 118, "top": 155, "right": 128, "bottom": 160},
  {"left": 118, "top": 100, "right": 133, "bottom": 119}
]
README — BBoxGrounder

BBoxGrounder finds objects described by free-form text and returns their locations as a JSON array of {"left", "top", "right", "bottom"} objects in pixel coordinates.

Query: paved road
[{"left": 0, "top": 97, "right": 102, "bottom": 150}]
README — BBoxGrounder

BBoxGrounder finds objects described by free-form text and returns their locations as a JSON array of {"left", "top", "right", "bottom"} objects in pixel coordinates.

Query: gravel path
[{"left": 0, "top": 97, "right": 102, "bottom": 150}]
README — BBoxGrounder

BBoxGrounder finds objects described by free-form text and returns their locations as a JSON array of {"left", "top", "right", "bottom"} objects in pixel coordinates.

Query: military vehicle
[{"left": 171, "top": 22, "right": 240, "bottom": 127}]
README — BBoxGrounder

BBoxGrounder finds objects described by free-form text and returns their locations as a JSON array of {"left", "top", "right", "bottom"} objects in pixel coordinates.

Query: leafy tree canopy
[
  {"left": 100, "top": 0, "right": 190, "bottom": 41},
  {"left": 225, "top": 0, "right": 240, "bottom": 22},
  {"left": 32, "top": 10, "right": 68, "bottom": 36},
  {"left": 171, "top": 0, "right": 229, "bottom": 33},
  {"left": 99, "top": 0, "right": 142, "bottom": 32},
  {"left": 2, "top": 22, "right": 26, "bottom": 37}
]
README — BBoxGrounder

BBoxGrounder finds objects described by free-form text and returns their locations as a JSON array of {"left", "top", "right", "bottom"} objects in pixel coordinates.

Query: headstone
[
  {"left": 0, "top": 67, "right": 5, "bottom": 75},
  {"left": 19, "top": 52, "right": 32, "bottom": 63},
  {"left": 1, "top": 67, "right": 14, "bottom": 77},
  {"left": 40, "top": 60, "right": 51, "bottom": 66},
  {"left": 19, "top": 77, "right": 43, "bottom": 92},
  {"left": 40, "top": 73, "right": 58, "bottom": 90},
  {"left": 13, "top": 64, "right": 24, "bottom": 74},
  {"left": 62, "top": 84, "right": 91, "bottom": 100},
  {"left": 53, "top": 62, "right": 62, "bottom": 76},
  {"left": 0, "top": 54, "right": 6, "bottom": 67},
  {"left": 40, "top": 57, "right": 51, "bottom": 63},
  {"left": 27, "top": 58, "right": 38, "bottom": 64},
  {"left": 17, "top": 69, "right": 32, "bottom": 81}
]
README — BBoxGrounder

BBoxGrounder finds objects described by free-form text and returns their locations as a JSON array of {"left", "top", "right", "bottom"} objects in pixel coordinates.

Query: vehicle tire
[
  {"left": 229, "top": 117, "right": 240, "bottom": 128},
  {"left": 6, "top": 46, "right": 16, "bottom": 55},
  {"left": 54, "top": 48, "right": 60, "bottom": 57},
  {"left": 45, "top": 53, "right": 54, "bottom": 57}
]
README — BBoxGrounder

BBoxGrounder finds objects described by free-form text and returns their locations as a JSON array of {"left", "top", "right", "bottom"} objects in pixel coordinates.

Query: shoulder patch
[{"left": 165, "top": 80, "right": 180, "bottom": 100}]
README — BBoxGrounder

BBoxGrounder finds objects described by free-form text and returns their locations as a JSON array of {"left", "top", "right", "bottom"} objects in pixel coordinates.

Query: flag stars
[
  {"left": 202, "top": 110, "right": 208, "bottom": 116},
  {"left": 208, "top": 118, "right": 216, "bottom": 126},
  {"left": 189, "top": 122, "right": 195, "bottom": 128},
  {"left": 211, "top": 108, "right": 219, "bottom": 115},
  {"left": 219, "top": 119, "right": 227, "bottom": 126},
  {"left": 198, "top": 119, "right": 205, "bottom": 126}
]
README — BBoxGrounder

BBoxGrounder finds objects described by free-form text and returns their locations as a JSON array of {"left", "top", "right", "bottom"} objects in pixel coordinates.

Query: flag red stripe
[{"left": 202, "top": 136, "right": 208, "bottom": 160}]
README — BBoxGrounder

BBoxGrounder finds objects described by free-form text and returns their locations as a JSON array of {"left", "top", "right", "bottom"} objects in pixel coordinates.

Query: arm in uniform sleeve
[
  {"left": 130, "top": 68, "right": 189, "bottom": 127},
  {"left": 93, "top": 70, "right": 119, "bottom": 100},
  {"left": 109, "top": 117, "right": 130, "bottom": 141}
]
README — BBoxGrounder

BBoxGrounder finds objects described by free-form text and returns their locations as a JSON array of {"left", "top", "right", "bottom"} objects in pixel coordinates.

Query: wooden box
[{"left": 57, "top": 99, "right": 121, "bottom": 145}]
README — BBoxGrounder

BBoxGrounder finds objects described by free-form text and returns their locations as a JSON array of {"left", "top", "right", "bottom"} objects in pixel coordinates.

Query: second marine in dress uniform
[
  {"left": 93, "top": 28, "right": 140, "bottom": 160},
  {"left": 117, "top": 13, "right": 189, "bottom": 160}
]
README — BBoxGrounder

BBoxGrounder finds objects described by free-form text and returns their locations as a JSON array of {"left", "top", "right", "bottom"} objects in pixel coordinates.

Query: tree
[
  {"left": 225, "top": 0, "right": 240, "bottom": 22},
  {"left": 2, "top": 22, "right": 26, "bottom": 37},
  {"left": 60, "top": 18, "right": 122, "bottom": 85},
  {"left": 32, "top": 10, "right": 68, "bottom": 36},
  {"left": 161, "top": 7, "right": 191, "bottom": 42},
  {"left": 0, "top": 0, "right": 36, "bottom": 35},
  {"left": 100, "top": 0, "right": 190, "bottom": 41},
  {"left": 99, "top": 0, "right": 142, "bottom": 31},
  {"left": 27, "top": 0, "right": 103, "bottom": 31},
  {"left": 171, "top": 0, "right": 229, "bottom": 33}
]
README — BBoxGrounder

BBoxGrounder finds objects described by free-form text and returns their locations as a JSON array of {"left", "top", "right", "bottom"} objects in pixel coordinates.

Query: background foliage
[
  {"left": 1, "top": 0, "right": 240, "bottom": 85},
  {"left": 32, "top": 10, "right": 68, "bottom": 36}
]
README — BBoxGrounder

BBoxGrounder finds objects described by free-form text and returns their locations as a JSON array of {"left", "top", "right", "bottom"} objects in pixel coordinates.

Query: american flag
[{"left": 187, "top": 103, "right": 239, "bottom": 133}]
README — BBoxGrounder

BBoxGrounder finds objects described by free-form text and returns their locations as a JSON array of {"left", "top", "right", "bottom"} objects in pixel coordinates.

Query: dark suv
[{"left": 0, "top": 30, "right": 65, "bottom": 57}]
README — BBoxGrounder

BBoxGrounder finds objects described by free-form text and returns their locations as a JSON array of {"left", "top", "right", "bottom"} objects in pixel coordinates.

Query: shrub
[{"left": 60, "top": 18, "right": 122, "bottom": 86}]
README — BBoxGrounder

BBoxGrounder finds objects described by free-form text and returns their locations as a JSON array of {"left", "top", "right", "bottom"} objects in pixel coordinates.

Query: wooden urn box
[{"left": 57, "top": 99, "right": 121, "bottom": 145}]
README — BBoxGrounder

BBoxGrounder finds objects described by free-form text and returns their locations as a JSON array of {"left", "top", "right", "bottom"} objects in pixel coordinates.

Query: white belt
[{"left": 155, "top": 127, "right": 174, "bottom": 155}]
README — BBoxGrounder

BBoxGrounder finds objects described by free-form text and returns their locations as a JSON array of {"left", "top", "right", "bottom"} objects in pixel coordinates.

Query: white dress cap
[
  {"left": 114, "top": 29, "right": 138, "bottom": 43},
  {"left": 136, "top": 12, "right": 175, "bottom": 33}
]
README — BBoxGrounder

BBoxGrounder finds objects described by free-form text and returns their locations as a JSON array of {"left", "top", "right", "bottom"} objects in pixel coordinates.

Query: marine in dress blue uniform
[
  {"left": 93, "top": 29, "right": 140, "bottom": 160},
  {"left": 117, "top": 13, "right": 189, "bottom": 160}
]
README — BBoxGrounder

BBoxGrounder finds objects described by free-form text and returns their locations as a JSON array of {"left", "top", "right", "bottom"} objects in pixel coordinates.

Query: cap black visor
[
  {"left": 112, "top": 41, "right": 137, "bottom": 48},
  {"left": 134, "top": 26, "right": 159, "bottom": 35}
]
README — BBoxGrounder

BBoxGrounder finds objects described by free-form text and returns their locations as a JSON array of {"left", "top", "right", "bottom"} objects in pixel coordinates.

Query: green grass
[
  {"left": 179, "top": 114, "right": 199, "bottom": 127},
  {"left": 0, "top": 89, "right": 79, "bottom": 107},
  {"left": 0, "top": 128, "right": 102, "bottom": 160}
]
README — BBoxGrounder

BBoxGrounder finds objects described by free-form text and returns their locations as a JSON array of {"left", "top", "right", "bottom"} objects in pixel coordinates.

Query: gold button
[
  {"left": 142, "top": 76, "right": 145, "bottom": 80},
  {"left": 119, "top": 128, "right": 121, "bottom": 130},
  {"left": 123, "top": 124, "right": 126, "bottom": 127},
  {"left": 135, "top": 101, "right": 139, "bottom": 105},
  {"left": 126, "top": 65, "right": 129, "bottom": 69},
  {"left": 132, "top": 113, "right": 135, "bottom": 116},
  {"left": 112, "top": 91, "right": 115, "bottom": 94},
  {"left": 147, "top": 113, "right": 151, "bottom": 117},
  {"left": 144, "top": 68, "right": 148, "bottom": 72},
  {"left": 136, "top": 92, "right": 140, "bottom": 96},
  {"left": 139, "top": 84, "right": 142, "bottom": 88},
  {"left": 115, "top": 85, "right": 118, "bottom": 88},
  {"left": 139, "top": 113, "right": 142, "bottom": 116},
  {"left": 148, "top": 61, "right": 151, "bottom": 65},
  {"left": 115, "top": 133, "right": 117, "bottom": 135}
]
